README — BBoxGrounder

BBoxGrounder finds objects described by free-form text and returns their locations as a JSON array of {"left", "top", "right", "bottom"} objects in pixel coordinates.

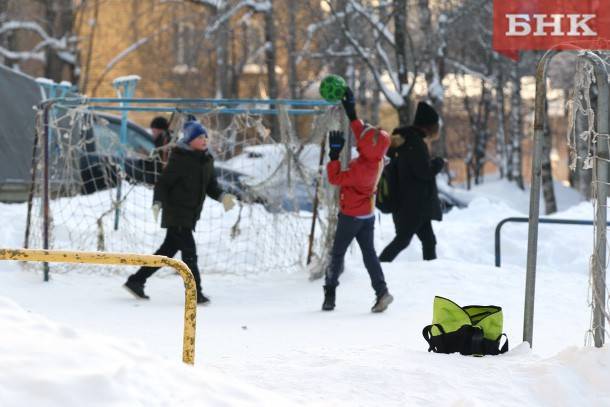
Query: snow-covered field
[{"left": 1, "top": 179, "right": 609, "bottom": 406}]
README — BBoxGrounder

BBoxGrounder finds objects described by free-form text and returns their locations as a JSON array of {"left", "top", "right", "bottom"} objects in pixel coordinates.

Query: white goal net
[
  {"left": 24, "top": 99, "right": 343, "bottom": 277},
  {"left": 567, "top": 51, "right": 610, "bottom": 346}
]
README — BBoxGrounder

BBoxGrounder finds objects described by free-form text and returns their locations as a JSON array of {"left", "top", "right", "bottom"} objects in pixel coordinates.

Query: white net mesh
[
  {"left": 567, "top": 52, "right": 610, "bottom": 345},
  {"left": 25, "top": 100, "right": 343, "bottom": 277}
]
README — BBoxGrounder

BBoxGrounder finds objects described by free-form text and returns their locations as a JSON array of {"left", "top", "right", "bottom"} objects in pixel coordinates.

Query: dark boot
[
  {"left": 423, "top": 245, "right": 437, "bottom": 261},
  {"left": 182, "top": 254, "right": 203, "bottom": 293},
  {"left": 371, "top": 290, "right": 393, "bottom": 313},
  {"left": 124, "top": 276, "right": 149, "bottom": 300},
  {"left": 197, "top": 292, "right": 210, "bottom": 305},
  {"left": 322, "top": 286, "right": 336, "bottom": 311}
]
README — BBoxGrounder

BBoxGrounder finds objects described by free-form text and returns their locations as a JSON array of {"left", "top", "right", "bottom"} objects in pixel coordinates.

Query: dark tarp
[{"left": 0, "top": 64, "right": 43, "bottom": 201}]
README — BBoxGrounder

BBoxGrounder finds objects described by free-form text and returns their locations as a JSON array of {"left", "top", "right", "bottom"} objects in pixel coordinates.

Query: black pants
[
  {"left": 378, "top": 214, "right": 437, "bottom": 262},
  {"left": 129, "top": 226, "right": 202, "bottom": 292},
  {"left": 325, "top": 213, "right": 387, "bottom": 295}
]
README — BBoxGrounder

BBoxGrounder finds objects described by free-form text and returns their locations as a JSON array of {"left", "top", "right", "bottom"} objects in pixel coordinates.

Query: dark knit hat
[
  {"left": 182, "top": 121, "right": 208, "bottom": 144},
  {"left": 413, "top": 102, "right": 439, "bottom": 127},
  {"left": 150, "top": 116, "right": 169, "bottom": 130}
]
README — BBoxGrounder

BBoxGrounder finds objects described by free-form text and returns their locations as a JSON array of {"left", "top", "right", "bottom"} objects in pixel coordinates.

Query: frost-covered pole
[
  {"left": 592, "top": 56, "right": 608, "bottom": 347},
  {"left": 112, "top": 76, "right": 140, "bottom": 231},
  {"left": 524, "top": 49, "right": 556, "bottom": 347}
]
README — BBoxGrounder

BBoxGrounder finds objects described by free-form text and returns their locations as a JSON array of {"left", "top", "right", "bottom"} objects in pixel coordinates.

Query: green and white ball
[{"left": 319, "top": 74, "right": 347, "bottom": 103}]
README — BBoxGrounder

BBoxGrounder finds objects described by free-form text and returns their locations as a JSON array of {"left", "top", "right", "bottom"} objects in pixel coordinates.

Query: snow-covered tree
[{"left": 0, "top": 0, "right": 78, "bottom": 82}]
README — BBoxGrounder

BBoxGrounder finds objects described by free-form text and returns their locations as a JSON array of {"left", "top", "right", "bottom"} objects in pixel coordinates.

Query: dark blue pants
[{"left": 325, "top": 213, "right": 387, "bottom": 295}]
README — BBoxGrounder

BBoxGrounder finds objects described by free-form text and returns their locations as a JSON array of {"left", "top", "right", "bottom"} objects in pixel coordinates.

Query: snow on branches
[{"left": 0, "top": 20, "right": 76, "bottom": 64}]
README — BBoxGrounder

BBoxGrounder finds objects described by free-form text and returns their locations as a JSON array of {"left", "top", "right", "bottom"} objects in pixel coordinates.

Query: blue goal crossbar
[{"left": 43, "top": 97, "right": 336, "bottom": 116}]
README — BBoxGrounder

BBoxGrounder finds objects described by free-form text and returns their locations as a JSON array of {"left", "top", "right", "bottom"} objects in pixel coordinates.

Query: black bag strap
[
  {"left": 422, "top": 324, "right": 445, "bottom": 353},
  {"left": 469, "top": 326, "right": 484, "bottom": 356}
]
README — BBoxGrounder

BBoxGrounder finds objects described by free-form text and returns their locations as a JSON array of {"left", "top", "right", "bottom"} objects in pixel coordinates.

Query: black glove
[
  {"left": 341, "top": 87, "right": 357, "bottom": 122},
  {"left": 328, "top": 130, "right": 345, "bottom": 161},
  {"left": 431, "top": 157, "right": 446, "bottom": 173}
]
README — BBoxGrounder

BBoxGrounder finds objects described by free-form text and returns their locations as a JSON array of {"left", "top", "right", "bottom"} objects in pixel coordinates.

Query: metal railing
[
  {"left": 495, "top": 217, "right": 607, "bottom": 268},
  {"left": 0, "top": 248, "right": 197, "bottom": 365}
]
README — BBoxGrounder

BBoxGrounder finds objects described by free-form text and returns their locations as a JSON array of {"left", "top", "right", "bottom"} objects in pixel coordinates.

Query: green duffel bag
[{"left": 422, "top": 296, "right": 509, "bottom": 356}]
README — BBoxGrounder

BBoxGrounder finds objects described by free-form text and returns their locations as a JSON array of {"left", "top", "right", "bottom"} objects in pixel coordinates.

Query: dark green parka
[{"left": 153, "top": 145, "right": 223, "bottom": 229}]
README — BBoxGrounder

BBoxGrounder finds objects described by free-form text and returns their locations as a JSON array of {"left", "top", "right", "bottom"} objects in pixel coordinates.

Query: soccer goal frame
[
  {"left": 525, "top": 48, "right": 609, "bottom": 348},
  {"left": 26, "top": 97, "right": 335, "bottom": 282}
]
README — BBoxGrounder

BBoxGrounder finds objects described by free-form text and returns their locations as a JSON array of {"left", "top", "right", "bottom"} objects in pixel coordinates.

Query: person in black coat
[
  {"left": 150, "top": 116, "right": 172, "bottom": 151},
  {"left": 124, "top": 121, "right": 236, "bottom": 304},
  {"left": 150, "top": 116, "right": 172, "bottom": 180},
  {"left": 378, "top": 102, "right": 445, "bottom": 262}
]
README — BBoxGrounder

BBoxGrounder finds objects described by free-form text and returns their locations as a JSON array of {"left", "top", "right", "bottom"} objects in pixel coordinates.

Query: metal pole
[
  {"left": 495, "top": 217, "right": 610, "bottom": 268},
  {"left": 43, "top": 105, "right": 51, "bottom": 282},
  {"left": 112, "top": 77, "right": 139, "bottom": 231},
  {"left": 523, "top": 50, "right": 557, "bottom": 346},
  {"left": 24, "top": 116, "right": 41, "bottom": 249},
  {"left": 307, "top": 137, "right": 326, "bottom": 265},
  {"left": 0, "top": 248, "right": 197, "bottom": 365},
  {"left": 592, "top": 58, "right": 608, "bottom": 347}
]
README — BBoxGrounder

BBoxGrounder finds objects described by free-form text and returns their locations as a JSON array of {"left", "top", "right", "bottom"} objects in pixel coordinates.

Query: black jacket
[
  {"left": 387, "top": 126, "right": 443, "bottom": 224},
  {"left": 153, "top": 130, "right": 171, "bottom": 149},
  {"left": 153, "top": 146, "right": 223, "bottom": 229}
]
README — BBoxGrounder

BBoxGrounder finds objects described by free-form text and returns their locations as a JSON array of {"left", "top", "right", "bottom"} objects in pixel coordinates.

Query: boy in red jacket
[{"left": 323, "top": 87, "right": 393, "bottom": 313}]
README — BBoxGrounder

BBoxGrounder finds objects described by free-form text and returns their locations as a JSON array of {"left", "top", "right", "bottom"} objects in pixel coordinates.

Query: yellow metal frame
[{"left": 0, "top": 248, "right": 197, "bottom": 365}]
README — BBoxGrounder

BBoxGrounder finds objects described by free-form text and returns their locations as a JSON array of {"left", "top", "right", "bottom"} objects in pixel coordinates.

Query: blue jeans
[{"left": 325, "top": 213, "right": 387, "bottom": 295}]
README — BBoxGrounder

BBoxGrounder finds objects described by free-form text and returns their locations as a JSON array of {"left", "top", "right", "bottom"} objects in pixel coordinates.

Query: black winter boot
[
  {"left": 197, "top": 292, "right": 210, "bottom": 305},
  {"left": 423, "top": 245, "right": 437, "bottom": 261},
  {"left": 322, "top": 286, "right": 336, "bottom": 311},
  {"left": 124, "top": 277, "right": 149, "bottom": 300}
]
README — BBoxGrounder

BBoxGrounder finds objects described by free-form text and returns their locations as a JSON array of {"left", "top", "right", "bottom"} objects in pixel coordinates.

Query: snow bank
[
  {"left": 1, "top": 168, "right": 607, "bottom": 406},
  {"left": 438, "top": 176, "right": 584, "bottom": 213},
  {"left": 0, "top": 295, "right": 293, "bottom": 407}
]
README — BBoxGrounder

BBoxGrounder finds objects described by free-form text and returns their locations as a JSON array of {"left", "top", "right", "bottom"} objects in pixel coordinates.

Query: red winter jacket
[{"left": 327, "top": 119, "right": 390, "bottom": 217}]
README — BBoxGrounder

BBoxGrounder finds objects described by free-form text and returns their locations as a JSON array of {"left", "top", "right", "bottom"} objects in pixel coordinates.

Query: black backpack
[{"left": 375, "top": 156, "right": 398, "bottom": 214}]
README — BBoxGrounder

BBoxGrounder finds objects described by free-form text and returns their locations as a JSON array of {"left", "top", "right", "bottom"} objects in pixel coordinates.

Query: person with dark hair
[
  {"left": 322, "top": 87, "right": 394, "bottom": 313},
  {"left": 150, "top": 116, "right": 171, "bottom": 168},
  {"left": 124, "top": 121, "right": 237, "bottom": 305},
  {"left": 378, "top": 101, "right": 445, "bottom": 263}
]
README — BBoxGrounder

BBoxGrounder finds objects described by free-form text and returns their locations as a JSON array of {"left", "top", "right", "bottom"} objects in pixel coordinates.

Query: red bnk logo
[{"left": 493, "top": 0, "right": 610, "bottom": 60}]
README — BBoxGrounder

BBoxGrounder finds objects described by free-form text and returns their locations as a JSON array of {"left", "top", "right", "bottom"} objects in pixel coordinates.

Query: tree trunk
[
  {"left": 215, "top": 5, "right": 230, "bottom": 99},
  {"left": 495, "top": 72, "right": 507, "bottom": 178},
  {"left": 417, "top": 0, "right": 446, "bottom": 157},
  {"left": 44, "top": 0, "right": 76, "bottom": 83},
  {"left": 80, "top": 0, "right": 99, "bottom": 94},
  {"left": 508, "top": 63, "right": 524, "bottom": 189},
  {"left": 287, "top": 0, "right": 299, "bottom": 100},
  {"left": 393, "top": 0, "right": 412, "bottom": 125},
  {"left": 333, "top": 0, "right": 350, "bottom": 80},
  {"left": 542, "top": 99, "right": 558, "bottom": 214},
  {"left": 230, "top": 29, "right": 239, "bottom": 98},
  {"left": 371, "top": 78, "right": 380, "bottom": 125},
  {"left": 474, "top": 82, "right": 492, "bottom": 184},
  {"left": 264, "top": 0, "right": 280, "bottom": 140}
]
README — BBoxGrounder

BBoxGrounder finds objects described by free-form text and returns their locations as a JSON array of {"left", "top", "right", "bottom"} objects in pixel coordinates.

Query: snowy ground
[{"left": 1, "top": 179, "right": 609, "bottom": 406}]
